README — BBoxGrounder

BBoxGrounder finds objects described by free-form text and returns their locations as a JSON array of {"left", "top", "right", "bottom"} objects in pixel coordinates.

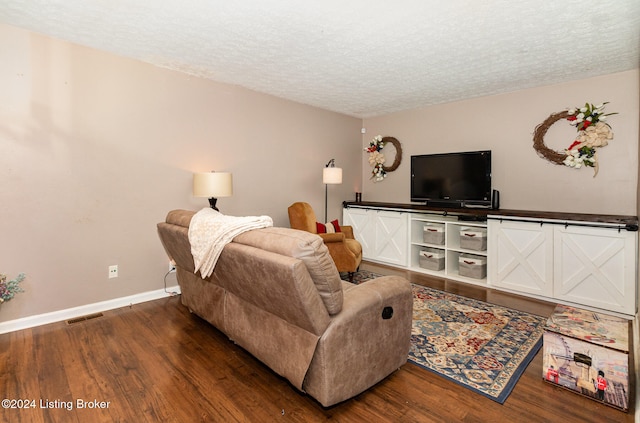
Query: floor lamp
[{"left": 323, "top": 159, "right": 342, "bottom": 222}]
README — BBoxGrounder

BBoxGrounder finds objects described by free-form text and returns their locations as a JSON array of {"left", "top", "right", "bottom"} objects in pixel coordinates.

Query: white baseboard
[{"left": 0, "top": 285, "right": 181, "bottom": 335}]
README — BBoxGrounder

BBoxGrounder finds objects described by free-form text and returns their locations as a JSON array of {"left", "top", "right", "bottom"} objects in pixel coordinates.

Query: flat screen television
[{"left": 411, "top": 150, "right": 492, "bottom": 208}]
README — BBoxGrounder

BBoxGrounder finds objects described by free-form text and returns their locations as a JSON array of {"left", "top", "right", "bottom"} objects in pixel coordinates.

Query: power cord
[{"left": 164, "top": 266, "right": 179, "bottom": 296}]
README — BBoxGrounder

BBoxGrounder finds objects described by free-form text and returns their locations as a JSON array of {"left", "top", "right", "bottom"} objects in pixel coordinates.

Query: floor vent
[{"left": 66, "top": 312, "right": 104, "bottom": 325}]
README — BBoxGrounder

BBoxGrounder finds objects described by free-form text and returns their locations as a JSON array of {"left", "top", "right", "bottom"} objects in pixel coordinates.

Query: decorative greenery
[
  {"left": 566, "top": 102, "right": 616, "bottom": 131},
  {"left": 364, "top": 135, "right": 403, "bottom": 182},
  {"left": 365, "top": 135, "right": 386, "bottom": 181},
  {"left": 563, "top": 141, "right": 596, "bottom": 170},
  {"left": 533, "top": 102, "right": 616, "bottom": 177},
  {"left": 0, "top": 273, "right": 25, "bottom": 304}
]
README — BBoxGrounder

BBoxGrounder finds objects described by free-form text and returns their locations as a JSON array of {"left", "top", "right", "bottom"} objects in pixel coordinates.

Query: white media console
[{"left": 343, "top": 202, "right": 638, "bottom": 317}]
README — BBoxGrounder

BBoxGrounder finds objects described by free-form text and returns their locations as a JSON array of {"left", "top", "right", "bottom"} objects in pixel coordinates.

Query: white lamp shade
[
  {"left": 323, "top": 167, "right": 342, "bottom": 184},
  {"left": 193, "top": 172, "right": 233, "bottom": 197}
]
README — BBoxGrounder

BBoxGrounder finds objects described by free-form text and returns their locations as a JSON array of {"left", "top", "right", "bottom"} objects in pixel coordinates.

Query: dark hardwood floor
[{"left": 0, "top": 261, "right": 634, "bottom": 422}]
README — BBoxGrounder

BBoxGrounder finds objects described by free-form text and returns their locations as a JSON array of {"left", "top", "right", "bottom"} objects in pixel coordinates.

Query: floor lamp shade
[{"left": 322, "top": 167, "right": 342, "bottom": 184}]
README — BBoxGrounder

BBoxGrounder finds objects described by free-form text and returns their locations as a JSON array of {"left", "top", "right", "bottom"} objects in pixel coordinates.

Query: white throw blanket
[{"left": 188, "top": 208, "right": 273, "bottom": 278}]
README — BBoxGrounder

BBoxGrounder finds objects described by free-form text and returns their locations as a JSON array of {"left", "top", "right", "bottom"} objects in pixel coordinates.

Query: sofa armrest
[
  {"left": 303, "top": 275, "right": 413, "bottom": 406},
  {"left": 333, "top": 276, "right": 412, "bottom": 341},
  {"left": 340, "top": 225, "right": 355, "bottom": 239},
  {"left": 318, "top": 232, "right": 346, "bottom": 243},
  {"left": 318, "top": 226, "right": 355, "bottom": 240}
]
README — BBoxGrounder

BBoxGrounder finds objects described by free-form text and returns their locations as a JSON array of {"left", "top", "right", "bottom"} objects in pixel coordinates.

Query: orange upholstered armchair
[{"left": 288, "top": 202, "right": 362, "bottom": 279}]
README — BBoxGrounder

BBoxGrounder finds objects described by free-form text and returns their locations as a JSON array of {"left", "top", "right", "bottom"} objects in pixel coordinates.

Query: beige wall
[
  {"left": 0, "top": 24, "right": 361, "bottom": 321},
  {"left": 2, "top": 22, "right": 638, "bottom": 324},
  {"left": 362, "top": 70, "right": 640, "bottom": 215}
]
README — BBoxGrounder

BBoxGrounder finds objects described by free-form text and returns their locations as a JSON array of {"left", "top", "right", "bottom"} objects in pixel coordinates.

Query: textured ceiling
[{"left": 0, "top": 1, "right": 639, "bottom": 118}]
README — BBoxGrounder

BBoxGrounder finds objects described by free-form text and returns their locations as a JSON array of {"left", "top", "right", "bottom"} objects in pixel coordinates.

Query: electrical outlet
[
  {"left": 109, "top": 265, "right": 118, "bottom": 279},
  {"left": 168, "top": 261, "right": 176, "bottom": 273}
]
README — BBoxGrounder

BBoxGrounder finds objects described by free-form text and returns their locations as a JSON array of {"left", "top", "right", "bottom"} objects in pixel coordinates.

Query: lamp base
[{"left": 208, "top": 197, "right": 219, "bottom": 211}]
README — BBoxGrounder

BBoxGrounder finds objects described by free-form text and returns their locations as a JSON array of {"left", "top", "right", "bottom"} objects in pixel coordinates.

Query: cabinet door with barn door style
[
  {"left": 372, "top": 210, "right": 408, "bottom": 267},
  {"left": 343, "top": 207, "right": 375, "bottom": 259},
  {"left": 553, "top": 224, "right": 637, "bottom": 315},
  {"left": 343, "top": 207, "right": 408, "bottom": 266},
  {"left": 488, "top": 219, "right": 554, "bottom": 297}
]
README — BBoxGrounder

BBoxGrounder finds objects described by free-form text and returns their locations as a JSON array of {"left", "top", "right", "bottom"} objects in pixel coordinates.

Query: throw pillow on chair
[{"left": 316, "top": 220, "right": 341, "bottom": 234}]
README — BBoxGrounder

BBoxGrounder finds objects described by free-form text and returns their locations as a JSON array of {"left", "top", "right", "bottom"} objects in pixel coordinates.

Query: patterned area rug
[{"left": 341, "top": 270, "right": 546, "bottom": 403}]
